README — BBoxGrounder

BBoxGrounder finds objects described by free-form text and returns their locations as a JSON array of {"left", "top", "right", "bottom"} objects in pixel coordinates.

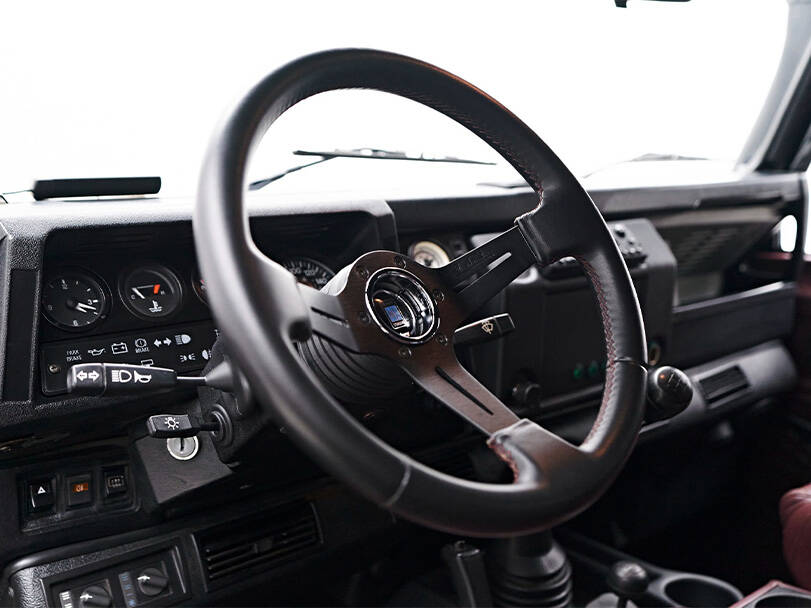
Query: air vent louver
[
  {"left": 196, "top": 502, "right": 321, "bottom": 588},
  {"left": 660, "top": 222, "right": 775, "bottom": 276},
  {"left": 699, "top": 365, "right": 749, "bottom": 405}
]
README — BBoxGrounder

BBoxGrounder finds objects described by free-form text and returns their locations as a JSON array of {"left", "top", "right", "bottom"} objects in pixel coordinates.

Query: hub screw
[
  {"left": 48, "top": 363, "right": 61, "bottom": 374},
  {"left": 358, "top": 311, "right": 370, "bottom": 324},
  {"left": 395, "top": 256, "right": 407, "bottom": 269},
  {"left": 355, "top": 266, "right": 369, "bottom": 279},
  {"left": 436, "top": 333, "right": 448, "bottom": 346},
  {"left": 398, "top": 346, "right": 413, "bottom": 359},
  {"left": 432, "top": 288, "right": 445, "bottom": 302}
]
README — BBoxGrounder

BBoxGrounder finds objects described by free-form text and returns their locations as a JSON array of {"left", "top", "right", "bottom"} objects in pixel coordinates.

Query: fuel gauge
[{"left": 120, "top": 265, "right": 183, "bottom": 320}]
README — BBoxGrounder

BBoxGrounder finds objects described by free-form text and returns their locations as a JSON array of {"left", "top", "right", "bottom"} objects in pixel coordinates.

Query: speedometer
[{"left": 282, "top": 257, "right": 335, "bottom": 290}]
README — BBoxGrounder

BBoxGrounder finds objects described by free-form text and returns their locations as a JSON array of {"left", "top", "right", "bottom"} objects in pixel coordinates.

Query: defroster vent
[
  {"left": 195, "top": 501, "right": 321, "bottom": 589},
  {"left": 699, "top": 365, "right": 750, "bottom": 406}
]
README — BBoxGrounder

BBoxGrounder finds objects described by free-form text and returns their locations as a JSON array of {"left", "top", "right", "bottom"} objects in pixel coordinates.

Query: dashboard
[{"left": 0, "top": 169, "right": 803, "bottom": 607}]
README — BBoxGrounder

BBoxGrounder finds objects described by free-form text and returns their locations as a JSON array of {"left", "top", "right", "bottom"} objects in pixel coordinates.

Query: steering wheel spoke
[
  {"left": 297, "top": 282, "right": 365, "bottom": 352},
  {"left": 453, "top": 249, "right": 533, "bottom": 319},
  {"left": 429, "top": 227, "right": 535, "bottom": 322},
  {"left": 401, "top": 350, "right": 520, "bottom": 435}
]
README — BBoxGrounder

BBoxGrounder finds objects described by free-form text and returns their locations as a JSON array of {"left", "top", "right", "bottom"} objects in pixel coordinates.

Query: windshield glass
[{"left": 0, "top": 1, "right": 788, "bottom": 195}]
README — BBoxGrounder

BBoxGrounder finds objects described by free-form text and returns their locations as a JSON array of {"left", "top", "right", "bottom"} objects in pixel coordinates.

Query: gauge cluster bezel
[
  {"left": 36, "top": 211, "right": 385, "bottom": 349},
  {"left": 39, "top": 256, "right": 337, "bottom": 338}
]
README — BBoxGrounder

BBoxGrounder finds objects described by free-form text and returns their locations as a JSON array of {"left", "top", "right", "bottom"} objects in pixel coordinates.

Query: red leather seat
[{"left": 780, "top": 483, "right": 811, "bottom": 590}]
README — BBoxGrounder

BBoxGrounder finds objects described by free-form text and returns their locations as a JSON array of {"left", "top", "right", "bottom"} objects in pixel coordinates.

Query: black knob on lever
[
  {"left": 146, "top": 413, "right": 219, "bottom": 438},
  {"left": 645, "top": 365, "right": 693, "bottom": 422},
  {"left": 607, "top": 561, "right": 650, "bottom": 608}
]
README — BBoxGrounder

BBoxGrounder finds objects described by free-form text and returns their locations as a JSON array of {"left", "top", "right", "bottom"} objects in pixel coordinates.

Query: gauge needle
[
  {"left": 131, "top": 287, "right": 146, "bottom": 299},
  {"left": 74, "top": 302, "right": 97, "bottom": 313}
]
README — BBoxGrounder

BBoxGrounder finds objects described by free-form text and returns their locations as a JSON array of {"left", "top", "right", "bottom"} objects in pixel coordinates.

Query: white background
[{"left": 0, "top": 1, "right": 789, "bottom": 196}]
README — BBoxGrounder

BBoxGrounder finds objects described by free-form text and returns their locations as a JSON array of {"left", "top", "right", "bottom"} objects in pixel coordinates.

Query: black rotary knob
[
  {"left": 607, "top": 561, "right": 650, "bottom": 607},
  {"left": 78, "top": 585, "right": 112, "bottom": 608},
  {"left": 137, "top": 567, "right": 169, "bottom": 596},
  {"left": 645, "top": 366, "right": 693, "bottom": 422},
  {"left": 511, "top": 381, "right": 542, "bottom": 415}
]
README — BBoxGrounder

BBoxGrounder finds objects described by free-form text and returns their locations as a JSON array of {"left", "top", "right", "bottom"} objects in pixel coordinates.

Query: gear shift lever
[{"left": 607, "top": 561, "right": 650, "bottom": 608}]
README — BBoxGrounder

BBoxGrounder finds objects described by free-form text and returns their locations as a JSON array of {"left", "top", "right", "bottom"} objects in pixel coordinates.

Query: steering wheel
[{"left": 194, "top": 49, "right": 647, "bottom": 537}]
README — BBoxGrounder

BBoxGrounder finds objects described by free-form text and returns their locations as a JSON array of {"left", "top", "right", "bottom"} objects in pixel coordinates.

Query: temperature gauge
[{"left": 120, "top": 265, "right": 183, "bottom": 320}]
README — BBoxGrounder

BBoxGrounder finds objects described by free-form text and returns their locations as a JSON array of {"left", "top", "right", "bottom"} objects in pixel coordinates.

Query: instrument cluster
[
  {"left": 42, "top": 264, "right": 199, "bottom": 332},
  {"left": 41, "top": 257, "right": 335, "bottom": 333}
]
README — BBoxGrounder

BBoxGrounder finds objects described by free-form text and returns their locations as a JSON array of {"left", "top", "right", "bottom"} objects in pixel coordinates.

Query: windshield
[{"left": 0, "top": 1, "right": 788, "bottom": 196}]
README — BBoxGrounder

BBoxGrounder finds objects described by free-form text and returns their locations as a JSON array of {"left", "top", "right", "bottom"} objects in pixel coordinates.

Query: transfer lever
[
  {"left": 606, "top": 561, "right": 650, "bottom": 608},
  {"left": 645, "top": 365, "right": 694, "bottom": 422},
  {"left": 66, "top": 360, "right": 237, "bottom": 397}
]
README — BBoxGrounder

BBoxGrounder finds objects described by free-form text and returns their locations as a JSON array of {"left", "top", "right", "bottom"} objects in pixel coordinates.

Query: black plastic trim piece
[
  {"left": 32, "top": 177, "right": 161, "bottom": 201},
  {"left": 3, "top": 270, "right": 38, "bottom": 402}
]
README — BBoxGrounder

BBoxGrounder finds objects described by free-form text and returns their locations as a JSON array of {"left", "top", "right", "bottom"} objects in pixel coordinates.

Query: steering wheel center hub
[{"left": 365, "top": 268, "right": 438, "bottom": 344}]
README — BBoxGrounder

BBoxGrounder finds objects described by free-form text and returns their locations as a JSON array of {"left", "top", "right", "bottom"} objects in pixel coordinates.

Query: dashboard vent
[
  {"left": 660, "top": 222, "right": 775, "bottom": 276},
  {"left": 73, "top": 231, "right": 154, "bottom": 254},
  {"left": 47, "top": 225, "right": 194, "bottom": 256},
  {"left": 699, "top": 366, "right": 749, "bottom": 405},
  {"left": 196, "top": 501, "right": 321, "bottom": 588}
]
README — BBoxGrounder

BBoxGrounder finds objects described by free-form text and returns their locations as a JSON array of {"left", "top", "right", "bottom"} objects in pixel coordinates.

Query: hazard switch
[{"left": 28, "top": 478, "right": 55, "bottom": 512}]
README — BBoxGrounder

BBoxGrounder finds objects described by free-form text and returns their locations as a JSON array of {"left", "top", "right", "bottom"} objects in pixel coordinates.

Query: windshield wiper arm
[
  {"left": 248, "top": 147, "right": 495, "bottom": 191},
  {"left": 248, "top": 157, "right": 332, "bottom": 191},
  {"left": 293, "top": 147, "right": 495, "bottom": 165}
]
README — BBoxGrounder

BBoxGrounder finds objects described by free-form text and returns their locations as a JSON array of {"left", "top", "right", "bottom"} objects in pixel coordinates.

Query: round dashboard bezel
[
  {"left": 40, "top": 267, "right": 112, "bottom": 333},
  {"left": 117, "top": 263, "right": 185, "bottom": 322}
]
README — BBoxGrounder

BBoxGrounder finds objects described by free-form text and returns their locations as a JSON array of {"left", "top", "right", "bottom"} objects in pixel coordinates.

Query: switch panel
[
  {"left": 20, "top": 462, "right": 133, "bottom": 530},
  {"left": 47, "top": 547, "right": 188, "bottom": 608},
  {"left": 40, "top": 321, "right": 216, "bottom": 395}
]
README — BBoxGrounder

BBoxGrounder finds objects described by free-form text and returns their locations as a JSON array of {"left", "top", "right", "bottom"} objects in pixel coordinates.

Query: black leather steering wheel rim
[{"left": 194, "top": 49, "right": 647, "bottom": 537}]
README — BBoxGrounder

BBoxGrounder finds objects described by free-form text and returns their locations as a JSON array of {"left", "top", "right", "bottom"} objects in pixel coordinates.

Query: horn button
[{"left": 365, "top": 269, "right": 438, "bottom": 344}]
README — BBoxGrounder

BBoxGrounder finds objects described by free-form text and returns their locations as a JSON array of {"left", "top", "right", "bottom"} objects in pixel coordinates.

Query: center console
[{"left": 560, "top": 531, "right": 744, "bottom": 608}]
